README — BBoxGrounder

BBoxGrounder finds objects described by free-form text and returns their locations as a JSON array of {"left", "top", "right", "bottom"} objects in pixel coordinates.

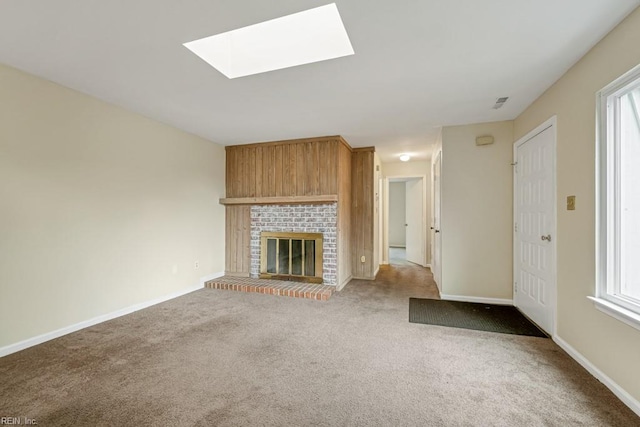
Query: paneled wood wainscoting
[{"left": 220, "top": 136, "right": 377, "bottom": 291}]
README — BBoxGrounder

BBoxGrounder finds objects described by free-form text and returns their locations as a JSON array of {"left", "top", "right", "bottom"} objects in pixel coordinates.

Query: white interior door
[
  {"left": 405, "top": 178, "right": 424, "bottom": 265},
  {"left": 432, "top": 153, "right": 442, "bottom": 288},
  {"left": 514, "top": 124, "right": 556, "bottom": 334}
]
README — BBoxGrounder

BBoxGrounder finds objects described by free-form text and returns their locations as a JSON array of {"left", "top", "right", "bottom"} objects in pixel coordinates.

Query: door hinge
[
  {"left": 514, "top": 281, "right": 518, "bottom": 293},
  {"left": 514, "top": 223, "right": 518, "bottom": 232},
  {"left": 511, "top": 161, "right": 518, "bottom": 173}
]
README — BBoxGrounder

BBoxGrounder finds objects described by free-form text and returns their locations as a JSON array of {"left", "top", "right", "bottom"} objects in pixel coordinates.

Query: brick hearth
[{"left": 205, "top": 276, "right": 334, "bottom": 301}]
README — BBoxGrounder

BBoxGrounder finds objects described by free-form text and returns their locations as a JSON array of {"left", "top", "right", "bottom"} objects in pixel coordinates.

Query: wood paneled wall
[
  {"left": 223, "top": 136, "right": 353, "bottom": 278},
  {"left": 337, "top": 143, "right": 352, "bottom": 288},
  {"left": 225, "top": 205, "right": 251, "bottom": 276},
  {"left": 223, "top": 136, "right": 376, "bottom": 284},
  {"left": 351, "top": 148, "right": 376, "bottom": 279},
  {"left": 226, "top": 137, "right": 345, "bottom": 198}
]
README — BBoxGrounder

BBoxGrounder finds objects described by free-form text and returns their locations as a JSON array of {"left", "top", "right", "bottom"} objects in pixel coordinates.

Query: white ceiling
[{"left": 0, "top": 1, "right": 638, "bottom": 162}]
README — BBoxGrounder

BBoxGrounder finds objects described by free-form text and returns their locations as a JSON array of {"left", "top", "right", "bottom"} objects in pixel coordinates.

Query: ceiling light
[
  {"left": 400, "top": 154, "right": 411, "bottom": 162},
  {"left": 183, "top": 3, "right": 354, "bottom": 79}
]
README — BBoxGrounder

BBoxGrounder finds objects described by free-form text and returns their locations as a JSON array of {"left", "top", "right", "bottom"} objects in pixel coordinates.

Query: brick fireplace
[
  {"left": 250, "top": 204, "right": 337, "bottom": 285},
  {"left": 220, "top": 136, "right": 376, "bottom": 290}
]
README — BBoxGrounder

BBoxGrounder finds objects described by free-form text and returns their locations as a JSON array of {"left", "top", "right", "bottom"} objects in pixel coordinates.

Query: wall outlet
[
  {"left": 194, "top": 261, "right": 199, "bottom": 269},
  {"left": 360, "top": 255, "right": 366, "bottom": 263}
]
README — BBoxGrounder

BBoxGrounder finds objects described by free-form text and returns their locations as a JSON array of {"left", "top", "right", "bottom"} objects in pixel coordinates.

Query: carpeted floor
[{"left": 1, "top": 264, "right": 638, "bottom": 426}]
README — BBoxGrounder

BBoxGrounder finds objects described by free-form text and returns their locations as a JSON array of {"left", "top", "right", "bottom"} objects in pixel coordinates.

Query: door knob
[
  {"left": 435, "top": 230, "right": 440, "bottom": 233},
  {"left": 541, "top": 235, "right": 551, "bottom": 242}
]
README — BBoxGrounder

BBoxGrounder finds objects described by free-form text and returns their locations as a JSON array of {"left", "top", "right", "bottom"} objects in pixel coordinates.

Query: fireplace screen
[{"left": 260, "top": 232, "right": 323, "bottom": 283}]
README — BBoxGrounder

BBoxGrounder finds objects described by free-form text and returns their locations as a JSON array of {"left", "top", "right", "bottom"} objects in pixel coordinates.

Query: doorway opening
[{"left": 383, "top": 175, "right": 428, "bottom": 267}]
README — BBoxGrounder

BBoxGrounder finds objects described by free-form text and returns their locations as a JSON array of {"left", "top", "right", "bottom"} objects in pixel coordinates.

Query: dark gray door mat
[{"left": 409, "top": 298, "right": 548, "bottom": 337}]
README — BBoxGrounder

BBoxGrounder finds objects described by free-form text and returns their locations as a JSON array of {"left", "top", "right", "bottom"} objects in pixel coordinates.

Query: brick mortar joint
[{"left": 249, "top": 203, "right": 338, "bottom": 285}]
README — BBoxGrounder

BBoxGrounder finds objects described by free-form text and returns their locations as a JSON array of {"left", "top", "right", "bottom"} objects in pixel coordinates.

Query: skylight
[{"left": 183, "top": 3, "right": 354, "bottom": 79}]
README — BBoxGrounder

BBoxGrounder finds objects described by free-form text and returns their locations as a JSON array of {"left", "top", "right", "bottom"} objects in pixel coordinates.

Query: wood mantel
[{"left": 219, "top": 195, "right": 338, "bottom": 206}]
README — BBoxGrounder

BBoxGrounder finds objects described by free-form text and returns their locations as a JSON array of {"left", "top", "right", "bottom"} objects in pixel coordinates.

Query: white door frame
[
  {"left": 383, "top": 175, "right": 428, "bottom": 267},
  {"left": 378, "top": 175, "right": 384, "bottom": 267},
  {"left": 513, "top": 116, "right": 558, "bottom": 336},
  {"left": 431, "top": 151, "right": 442, "bottom": 289}
]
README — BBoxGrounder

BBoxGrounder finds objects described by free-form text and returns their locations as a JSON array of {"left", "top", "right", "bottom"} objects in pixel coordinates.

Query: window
[{"left": 593, "top": 63, "right": 640, "bottom": 330}]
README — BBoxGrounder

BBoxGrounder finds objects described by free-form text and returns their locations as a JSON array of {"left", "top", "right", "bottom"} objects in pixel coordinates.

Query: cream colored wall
[
  {"left": 383, "top": 161, "right": 429, "bottom": 178},
  {"left": 382, "top": 161, "right": 431, "bottom": 265},
  {"left": 388, "top": 182, "right": 406, "bottom": 247},
  {"left": 0, "top": 63, "right": 226, "bottom": 349},
  {"left": 514, "top": 7, "right": 640, "bottom": 403},
  {"left": 441, "top": 121, "right": 513, "bottom": 300}
]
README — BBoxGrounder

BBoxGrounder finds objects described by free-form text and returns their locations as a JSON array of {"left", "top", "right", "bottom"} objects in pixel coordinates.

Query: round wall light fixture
[{"left": 399, "top": 154, "right": 411, "bottom": 162}]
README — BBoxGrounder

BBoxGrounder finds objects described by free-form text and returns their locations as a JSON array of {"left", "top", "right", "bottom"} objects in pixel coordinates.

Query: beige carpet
[{"left": 1, "top": 265, "right": 638, "bottom": 426}]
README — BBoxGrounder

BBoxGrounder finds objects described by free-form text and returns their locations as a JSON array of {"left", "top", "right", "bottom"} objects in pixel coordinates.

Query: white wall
[
  {"left": 388, "top": 182, "right": 406, "bottom": 247},
  {"left": 440, "top": 121, "right": 514, "bottom": 301},
  {"left": 383, "top": 161, "right": 430, "bottom": 178},
  {"left": 514, "top": 6, "right": 640, "bottom": 405},
  {"left": 0, "top": 63, "right": 226, "bottom": 349}
]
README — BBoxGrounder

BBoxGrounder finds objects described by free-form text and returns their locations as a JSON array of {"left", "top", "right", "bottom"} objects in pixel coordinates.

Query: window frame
[{"left": 592, "top": 63, "right": 640, "bottom": 331}]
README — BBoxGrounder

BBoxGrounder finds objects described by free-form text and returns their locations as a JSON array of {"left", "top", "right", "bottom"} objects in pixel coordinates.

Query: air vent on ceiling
[{"left": 493, "top": 97, "right": 509, "bottom": 109}]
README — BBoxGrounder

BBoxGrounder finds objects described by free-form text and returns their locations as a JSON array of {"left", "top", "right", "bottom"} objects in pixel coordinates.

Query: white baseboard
[
  {"left": 440, "top": 294, "right": 513, "bottom": 306},
  {"left": 0, "top": 271, "right": 224, "bottom": 358},
  {"left": 553, "top": 335, "right": 640, "bottom": 417}
]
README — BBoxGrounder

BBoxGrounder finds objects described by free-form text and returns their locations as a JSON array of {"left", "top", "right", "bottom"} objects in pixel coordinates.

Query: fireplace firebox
[{"left": 260, "top": 232, "right": 323, "bottom": 283}]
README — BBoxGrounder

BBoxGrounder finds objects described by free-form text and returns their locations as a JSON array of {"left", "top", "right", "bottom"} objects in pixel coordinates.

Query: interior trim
[
  {"left": 219, "top": 195, "right": 338, "bottom": 205},
  {"left": 0, "top": 272, "right": 224, "bottom": 358},
  {"left": 553, "top": 335, "right": 640, "bottom": 417},
  {"left": 587, "top": 296, "right": 640, "bottom": 332},
  {"left": 440, "top": 294, "right": 513, "bottom": 306}
]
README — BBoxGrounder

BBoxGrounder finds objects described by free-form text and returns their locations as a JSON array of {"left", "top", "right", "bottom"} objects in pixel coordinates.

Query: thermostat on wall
[{"left": 476, "top": 136, "right": 494, "bottom": 146}]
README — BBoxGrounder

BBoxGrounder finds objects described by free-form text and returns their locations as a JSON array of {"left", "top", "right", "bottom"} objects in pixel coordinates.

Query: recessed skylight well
[{"left": 184, "top": 3, "right": 354, "bottom": 79}]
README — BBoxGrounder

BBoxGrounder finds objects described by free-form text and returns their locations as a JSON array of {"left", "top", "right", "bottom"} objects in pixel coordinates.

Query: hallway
[{"left": 389, "top": 247, "right": 422, "bottom": 267}]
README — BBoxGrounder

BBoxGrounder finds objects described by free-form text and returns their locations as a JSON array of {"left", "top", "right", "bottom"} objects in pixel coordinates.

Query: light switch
[{"left": 567, "top": 195, "right": 576, "bottom": 211}]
